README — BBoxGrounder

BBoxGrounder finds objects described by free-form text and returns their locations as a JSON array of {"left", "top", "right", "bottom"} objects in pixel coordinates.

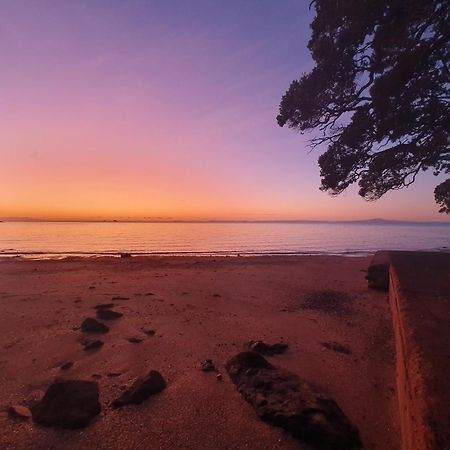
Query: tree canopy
[{"left": 277, "top": 0, "right": 450, "bottom": 212}]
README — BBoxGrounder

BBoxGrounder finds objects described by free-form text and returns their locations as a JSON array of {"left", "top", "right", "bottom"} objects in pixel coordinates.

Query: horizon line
[{"left": 1, "top": 218, "right": 449, "bottom": 225}]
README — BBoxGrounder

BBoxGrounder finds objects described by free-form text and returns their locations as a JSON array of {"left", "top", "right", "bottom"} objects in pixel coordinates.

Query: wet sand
[{"left": 0, "top": 256, "right": 400, "bottom": 449}]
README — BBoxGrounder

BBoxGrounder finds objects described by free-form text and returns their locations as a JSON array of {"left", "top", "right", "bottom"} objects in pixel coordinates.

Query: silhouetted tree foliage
[{"left": 277, "top": 0, "right": 450, "bottom": 212}]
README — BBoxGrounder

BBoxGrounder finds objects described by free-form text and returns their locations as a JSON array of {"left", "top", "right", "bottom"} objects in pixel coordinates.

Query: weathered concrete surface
[{"left": 388, "top": 252, "right": 450, "bottom": 450}]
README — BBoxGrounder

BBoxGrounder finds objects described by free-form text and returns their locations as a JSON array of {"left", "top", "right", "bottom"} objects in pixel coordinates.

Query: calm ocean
[{"left": 0, "top": 221, "right": 449, "bottom": 259}]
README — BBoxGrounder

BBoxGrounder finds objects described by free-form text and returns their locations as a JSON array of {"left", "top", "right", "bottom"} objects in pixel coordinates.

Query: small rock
[
  {"left": 32, "top": 380, "right": 101, "bottom": 429},
  {"left": 88, "top": 286, "right": 96, "bottom": 290},
  {"left": 247, "top": 340, "right": 288, "bottom": 356},
  {"left": 144, "top": 292, "right": 155, "bottom": 296},
  {"left": 112, "top": 371, "right": 166, "bottom": 407},
  {"left": 8, "top": 405, "right": 31, "bottom": 420},
  {"left": 82, "top": 339, "right": 104, "bottom": 351},
  {"left": 120, "top": 253, "right": 132, "bottom": 258},
  {"left": 96, "top": 308, "right": 123, "bottom": 320},
  {"left": 201, "top": 359, "right": 216, "bottom": 372},
  {"left": 322, "top": 342, "right": 351, "bottom": 355},
  {"left": 60, "top": 361, "right": 74, "bottom": 371},
  {"left": 142, "top": 329, "right": 156, "bottom": 336},
  {"left": 91, "top": 374, "right": 102, "bottom": 379},
  {"left": 112, "top": 296, "right": 130, "bottom": 301},
  {"left": 94, "top": 303, "right": 114, "bottom": 309},
  {"left": 216, "top": 373, "right": 223, "bottom": 381},
  {"left": 81, "top": 318, "right": 109, "bottom": 334},
  {"left": 128, "top": 337, "right": 143, "bottom": 344}
]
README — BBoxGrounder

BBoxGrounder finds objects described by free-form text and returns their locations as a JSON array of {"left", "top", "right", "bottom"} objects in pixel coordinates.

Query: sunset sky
[{"left": 1, "top": 0, "right": 448, "bottom": 222}]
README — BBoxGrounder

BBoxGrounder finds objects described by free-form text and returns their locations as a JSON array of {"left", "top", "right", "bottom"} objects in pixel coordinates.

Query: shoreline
[
  {"left": 0, "top": 255, "right": 399, "bottom": 449},
  {"left": 0, "top": 251, "right": 377, "bottom": 260}
]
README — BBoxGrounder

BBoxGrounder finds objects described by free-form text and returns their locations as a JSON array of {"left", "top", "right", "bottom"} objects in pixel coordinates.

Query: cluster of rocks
[
  {"left": 14, "top": 371, "right": 167, "bottom": 429},
  {"left": 9, "top": 285, "right": 362, "bottom": 450},
  {"left": 79, "top": 297, "right": 145, "bottom": 350}
]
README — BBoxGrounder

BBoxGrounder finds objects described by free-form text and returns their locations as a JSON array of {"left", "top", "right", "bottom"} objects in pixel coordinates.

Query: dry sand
[{"left": 0, "top": 256, "right": 400, "bottom": 450}]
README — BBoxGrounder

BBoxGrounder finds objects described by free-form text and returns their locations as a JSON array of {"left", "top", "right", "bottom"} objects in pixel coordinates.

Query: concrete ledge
[{"left": 388, "top": 252, "right": 450, "bottom": 450}]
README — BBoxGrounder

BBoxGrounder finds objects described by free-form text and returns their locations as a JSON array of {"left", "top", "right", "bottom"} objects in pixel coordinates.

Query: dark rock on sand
[
  {"left": 247, "top": 340, "right": 288, "bottom": 356},
  {"left": 8, "top": 405, "right": 32, "bottom": 420},
  {"left": 112, "top": 296, "right": 130, "bottom": 301},
  {"left": 226, "top": 352, "right": 361, "bottom": 450},
  {"left": 112, "top": 371, "right": 166, "bottom": 407},
  {"left": 60, "top": 361, "right": 74, "bottom": 371},
  {"left": 94, "top": 303, "right": 114, "bottom": 309},
  {"left": 142, "top": 328, "right": 156, "bottom": 336},
  {"left": 120, "top": 253, "right": 132, "bottom": 258},
  {"left": 322, "top": 342, "right": 351, "bottom": 355},
  {"left": 96, "top": 308, "right": 123, "bottom": 320},
  {"left": 128, "top": 337, "right": 143, "bottom": 344},
  {"left": 82, "top": 339, "right": 104, "bottom": 351},
  {"left": 201, "top": 359, "right": 216, "bottom": 372},
  {"left": 81, "top": 318, "right": 109, "bottom": 334},
  {"left": 32, "top": 380, "right": 101, "bottom": 429},
  {"left": 366, "top": 263, "right": 390, "bottom": 291}
]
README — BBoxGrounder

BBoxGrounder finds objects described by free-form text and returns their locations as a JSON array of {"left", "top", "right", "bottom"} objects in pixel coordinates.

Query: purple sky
[{"left": 0, "top": 0, "right": 447, "bottom": 221}]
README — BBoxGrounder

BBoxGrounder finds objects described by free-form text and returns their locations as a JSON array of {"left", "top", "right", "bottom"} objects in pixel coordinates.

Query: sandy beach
[{"left": 0, "top": 256, "right": 399, "bottom": 449}]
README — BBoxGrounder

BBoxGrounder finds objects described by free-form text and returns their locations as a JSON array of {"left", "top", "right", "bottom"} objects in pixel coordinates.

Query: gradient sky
[{"left": 1, "top": 0, "right": 448, "bottom": 222}]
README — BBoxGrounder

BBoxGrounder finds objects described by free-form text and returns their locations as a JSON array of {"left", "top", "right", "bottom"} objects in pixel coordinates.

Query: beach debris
[
  {"left": 32, "top": 380, "right": 101, "bottom": 429},
  {"left": 142, "top": 328, "right": 156, "bottom": 336},
  {"left": 128, "top": 337, "right": 143, "bottom": 344},
  {"left": 8, "top": 405, "right": 32, "bottom": 420},
  {"left": 94, "top": 303, "right": 114, "bottom": 309},
  {"left": 322, "top": 342, "right": 351, "bottom": 355},
  {"left": 201, "top": 359, "right": 216, "bottom": 372},
  {"left": 226, "top": 352, "right": 361, "bottom": 450},
  {"left": 82, "top": 339, "right": 104, "bottom": 351},
  {"left": 112, "top": 296, "right": 130, "bottom": 301},
  {"left": 247, "top": 340, "right": 288, "bottom": 356},
  {"left": 120, "top": 253, "right": 132, "bottom": 258},
  {"left": 96, "top": 308, "right": 123, "bottom": 320},
  {"left": 81, "top": 318, "right": 109, "bottom": 334},
  {"left": 60, "top": 361, "right": 74, "bottom": 371},
  {"left": 112, "top": 370, "right": 166, "bottom": 407}
]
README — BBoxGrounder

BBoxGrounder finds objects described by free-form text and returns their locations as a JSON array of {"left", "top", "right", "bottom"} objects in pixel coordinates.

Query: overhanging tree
[{"left": 277, "top": 0, "right": 450, "bottom": 212}]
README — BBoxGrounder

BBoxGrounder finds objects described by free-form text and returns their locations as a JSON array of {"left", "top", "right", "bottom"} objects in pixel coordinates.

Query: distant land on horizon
[{"left": 1, "top": 217, "right": 449, "bottom": 225}]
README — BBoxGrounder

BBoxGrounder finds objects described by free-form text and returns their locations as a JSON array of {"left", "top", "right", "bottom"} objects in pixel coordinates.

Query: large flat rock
[{"left": 226, "top": 351, "right": 361, "bottom": 450}]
